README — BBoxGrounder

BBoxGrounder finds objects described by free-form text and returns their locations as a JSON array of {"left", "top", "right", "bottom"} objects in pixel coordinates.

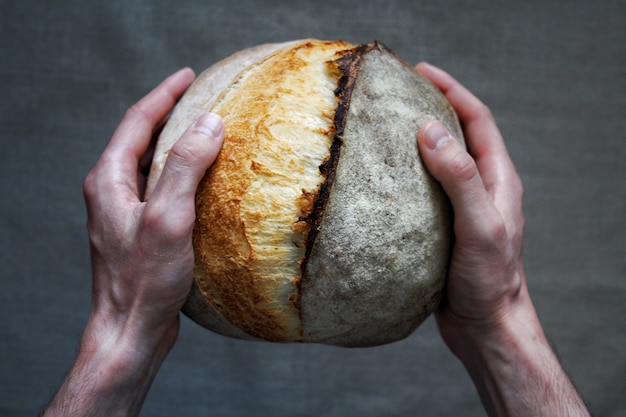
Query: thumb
[
  {"left": 418, "top": 121, "right": 498, "bottom": 236},
  {"left": 147, "top": 112, "right": 224, "bottom": 226}
]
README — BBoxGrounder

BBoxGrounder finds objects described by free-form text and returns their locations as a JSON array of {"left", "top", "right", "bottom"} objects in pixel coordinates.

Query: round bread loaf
[{"left": 146, "top": 39, "right": 464, "bottom": 347}]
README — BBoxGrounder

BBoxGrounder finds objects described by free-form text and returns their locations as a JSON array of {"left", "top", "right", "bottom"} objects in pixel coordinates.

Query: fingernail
[
  {"left": 423, "top": 121, "right": 453, "bottom": 150},
  {"left": 416, "top": 61, "right": 434, "bottom": 72},
  {"left": 193, "top": 112, "right": 224, "bottom": 138}
]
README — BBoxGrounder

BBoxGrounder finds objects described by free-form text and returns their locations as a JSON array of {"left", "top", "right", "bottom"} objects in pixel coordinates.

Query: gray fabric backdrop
[{"left": 1, "top": 1, "right": 624, "bottom": 416}]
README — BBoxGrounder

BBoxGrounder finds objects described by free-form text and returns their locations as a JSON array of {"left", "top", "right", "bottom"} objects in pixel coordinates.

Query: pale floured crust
[
  {"left": 145, "top": 39, "right": 305, "bottom": 199},
  {"left": 191, "top": 40, "right": 355, "bottom": 341},
  {"left": 300, "top": 43, "right": 462, "bottom": 346}
]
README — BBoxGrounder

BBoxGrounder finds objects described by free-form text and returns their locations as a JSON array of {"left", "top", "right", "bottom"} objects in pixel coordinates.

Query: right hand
[
  {"left": 415, "top": 63, "right": 591, "bottom": 417},
  {"left": 415, "top": 62, "right": 527, "bottom": 348}
]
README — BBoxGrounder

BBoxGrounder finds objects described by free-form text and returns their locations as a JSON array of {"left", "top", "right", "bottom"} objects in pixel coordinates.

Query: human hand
[
  {"left": 43, "top": 68, "right": 224, "bottom": 416},
  {"left": 416, "top": 62, "right": 526, "bottom": 345},
  {"left": 415, "top": 63, "right": 590, "bottom": 417},
  {"left": 83, "top": 68, "right": 224, "bottom": 351}
]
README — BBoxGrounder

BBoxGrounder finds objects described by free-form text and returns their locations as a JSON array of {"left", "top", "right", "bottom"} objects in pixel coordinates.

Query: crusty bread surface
[
  {"left": 147, "top": 40, "right": 463, "bottom": 346},
  {"left": 193, "top": 40, "right": 355, "bottom": 341}
]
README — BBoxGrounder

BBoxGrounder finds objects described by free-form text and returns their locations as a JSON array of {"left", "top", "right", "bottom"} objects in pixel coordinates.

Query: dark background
[{"left": 1, "top": 1, "right": 624, "bottom": 416}]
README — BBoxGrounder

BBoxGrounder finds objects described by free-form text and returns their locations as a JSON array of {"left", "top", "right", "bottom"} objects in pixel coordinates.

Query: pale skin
[
  {"left": 41, "top": 64, "right": 590, "bottom": 417},
  {"left": 416, "top": 62, "right": 590, "bottom": 416}
]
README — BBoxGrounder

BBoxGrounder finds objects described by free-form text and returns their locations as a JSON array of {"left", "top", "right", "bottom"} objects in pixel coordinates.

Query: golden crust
[
  {"left": 145, "top": 40, "right": 304, "bottom": 199},
  {"left": 193, "top": 40, "right": 355, "bottom": 341}
]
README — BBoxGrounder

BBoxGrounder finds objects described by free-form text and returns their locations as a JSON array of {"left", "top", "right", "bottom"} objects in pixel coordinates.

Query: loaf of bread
[{"left": 146, "top": 39, "right": 464, "bottom": 347}]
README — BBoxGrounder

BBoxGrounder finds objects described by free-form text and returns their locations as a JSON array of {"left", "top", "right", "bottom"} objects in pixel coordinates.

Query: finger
[
  {"left": 416, "top": 62, "right": 523, "bottom": 228},
  {"left": 109, "top": 67, "right": 196, "bottom": 156},
  {"left": 142, "top": 113, "right": 225, "bottom": 242},
  {"left": 416, "top": 63, "right": 504, "bottom": 156},
  {"left": 418, "top": 121, "right": 505, "bottom": 245},
  {"left": 136, "top": 121, "right": 168, "bottom": 199},
  {"left": 93, "top": 68, "right": 196, "bottom": 202},
  {"left": 139, "top": 118, "right": 168, "bottom": 178}
]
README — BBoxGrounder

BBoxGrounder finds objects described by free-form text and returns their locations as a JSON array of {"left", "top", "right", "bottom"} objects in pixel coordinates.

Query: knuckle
[
  {"left": 469, "top": 212, "right": 509, "bottom": 253},
  {"left": 447, "top": 149, "right": 478, "bottom": 182},
  {"left": 82, "top": 160, "right": 114, "bottom": 202},
  {"left": 169, "top": 137, "right": 204, "bottom": 164},
  {"left": 486, "top": 217, "right": 509, "bottom": 247},
  {"left": 140, "top": 205, "right": 166, "bottom": 234},
  {"left": 82, "top": 169, "right": 97, "bottom": 199},
  {"left": 476, "top": 101, "right": 495, "bottom": 123},
  {"left": 123, "top": 102, "right": 149, "bottom": 123},
  {"left": 141, "top": 204, "right": 194, "bottom": 245},
  {"left": 82, "top": 163, "right": 111, "bottom": 204}
]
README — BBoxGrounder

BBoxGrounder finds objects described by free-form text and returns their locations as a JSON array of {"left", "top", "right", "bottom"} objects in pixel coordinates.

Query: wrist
[
  {"left": 77, "top": 308, "right": 179, "bottom": 391},
  {"left": 81, "top": 307, "right": 180, "bottom": 358},
  {"left": 439, "top": 285, "right": 544, "bottom": 364},
  {"left": 438, "top": 288, "right": 589, "bottom": 417},
  {"left": 43, "top": 311, "right": 179, "bottom": 416}
]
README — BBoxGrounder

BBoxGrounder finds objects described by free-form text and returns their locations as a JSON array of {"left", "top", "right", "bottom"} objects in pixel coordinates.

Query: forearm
[
  {"left": 42, "top": 313, "right": 177, "bottom": 417},
  {"left": 446, "top": 290, "right": 590, "bottom": 417}
]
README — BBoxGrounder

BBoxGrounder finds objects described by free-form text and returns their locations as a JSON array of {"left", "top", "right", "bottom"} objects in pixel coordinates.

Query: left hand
[
  {"left": 82, "top": 67, "right": 225, "bottom": 352},
  {"left": 42, "top": 68, "right": 225, "bottom": 417}
]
